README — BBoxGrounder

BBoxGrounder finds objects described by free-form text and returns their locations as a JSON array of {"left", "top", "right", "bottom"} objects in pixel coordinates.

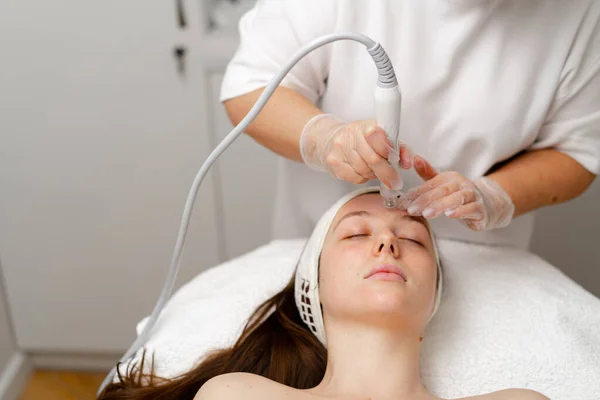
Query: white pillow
[{"left": 129, "top": 239, "right": 600, "bottom": 399}]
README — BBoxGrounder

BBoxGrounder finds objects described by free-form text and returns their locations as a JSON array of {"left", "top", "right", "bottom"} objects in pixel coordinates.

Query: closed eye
[
  {"left": 399, "top": 237, "right": 424, "bottom": 247},
  {"left": 345, "top": 234, "right": 369, "bottom": 240}
]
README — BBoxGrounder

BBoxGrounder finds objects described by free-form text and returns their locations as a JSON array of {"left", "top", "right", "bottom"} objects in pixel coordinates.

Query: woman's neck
[{"left": 310, "top": 320, "right": 436, "bottom": 400}]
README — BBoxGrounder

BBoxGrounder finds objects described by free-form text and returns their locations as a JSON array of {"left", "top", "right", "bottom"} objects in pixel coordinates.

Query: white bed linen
[{"left": 124, "top": 239, "right": 600, "bottom": 399}]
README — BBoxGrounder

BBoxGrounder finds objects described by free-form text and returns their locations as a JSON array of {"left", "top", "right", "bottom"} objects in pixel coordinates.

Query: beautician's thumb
[{"left": 363, "top": 123, "right": 394, "bottom": 159}]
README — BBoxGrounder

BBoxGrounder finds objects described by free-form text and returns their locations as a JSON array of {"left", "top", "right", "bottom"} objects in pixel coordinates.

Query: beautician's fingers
[
  {"left": 363, "top": 123, "right": 413, "bottom": 171},
  {"left": 301, "top": 116, "right": 407, "bottom": 187},
  {"left": 414, "top": 155, "right": 438, "bottom": 180},
  {"left": 363, "top": 124, "right": 394, "bottom": 159},
  {"left": 322, "top": 136, "right": 373, "bottom": 182},
  {"left": 399, "top": 142, "right": 412, "bottom": 169},
  {"left": 463, "top": 218, "right": 487, "bottom": 232},
  {"left": 455, "top": 204, "right": 488, "bottom": 231},
  {"left": 446, "top": 201, "right": 489, "bottom": 231},
  {"left": 401, "top": 173, "right": 458, "bottom": 208},
  {"left": 444, "top": 202, "right": 485, "bottom": 221},
  {"left": 357, "top": 133, "right": 401, "bottom": 188},
  {"left": 348, "top": 149, "right": 377, "bottom": 181},
  {"left": 400, "top": 155, "right": 515, "bottom": 231},
  {"left": 421, "top": 189, "right": 478, "bottom": 219},
  {"left": 402, "top": 171, "right": 458, "bottom": 205},
  {"left": 405, "top": 183, "right": 463, "bottom": 216},
  {"left": 328, "top": 159, "right": 370, "bottom": 184}
]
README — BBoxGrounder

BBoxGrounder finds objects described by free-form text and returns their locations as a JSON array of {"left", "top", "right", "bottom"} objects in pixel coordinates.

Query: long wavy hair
[{"left": 97, "top": 276, "right": 327, "bottom": 400}]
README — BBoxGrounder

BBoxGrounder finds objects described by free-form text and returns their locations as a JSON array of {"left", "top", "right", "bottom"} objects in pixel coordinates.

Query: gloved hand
[
  {"left": 299, "top": 114, "right": 411, "bottom": 188},
  {"left": 400, "top": 155, "right": 515, "bottom": 231}
]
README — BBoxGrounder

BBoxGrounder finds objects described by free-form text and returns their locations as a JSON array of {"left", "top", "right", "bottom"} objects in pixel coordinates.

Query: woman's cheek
[
  {"left": 342, "top": 236, "right": 370, "bottom": 250},
  {"left": 339, "top": 245, "right": 367, "bottom": 264},
  {"left": 415, "top": 258, "right": 437, "bottom": 293}
]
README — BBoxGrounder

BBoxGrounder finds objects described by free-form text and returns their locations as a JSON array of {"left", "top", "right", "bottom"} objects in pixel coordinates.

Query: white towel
[{"left": 127, "top": 239, "right": 600, "bottom": 399}]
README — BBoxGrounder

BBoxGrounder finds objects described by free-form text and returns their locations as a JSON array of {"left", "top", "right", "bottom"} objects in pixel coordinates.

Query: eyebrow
[
  {"left": 333, "top": 210, "right": 425, "bottom": 231},
  {"left": 333, "top": 210, "right": 371, "bottom": 230}
]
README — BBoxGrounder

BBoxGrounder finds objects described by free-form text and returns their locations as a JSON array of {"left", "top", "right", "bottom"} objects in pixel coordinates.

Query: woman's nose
[{"left": 373, "top": 233, "right": 400, "bottom": 258}]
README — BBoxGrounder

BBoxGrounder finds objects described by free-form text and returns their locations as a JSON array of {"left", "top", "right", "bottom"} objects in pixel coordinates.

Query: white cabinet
[{"left": 0, "top": 0, "right": 222, "bottom": 353}]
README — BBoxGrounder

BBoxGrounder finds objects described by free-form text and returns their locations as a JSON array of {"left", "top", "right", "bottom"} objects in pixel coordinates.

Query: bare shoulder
[
  {"left": 194, "top": 372, "right": 296, "bottom": 400},
  {"left": 462, "top": 388, "right": 550, "bottom": 400}
]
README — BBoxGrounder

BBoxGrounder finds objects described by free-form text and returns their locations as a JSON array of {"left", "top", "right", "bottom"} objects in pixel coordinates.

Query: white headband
[{"left": 294, "top": 186, "right": 443, "bottom": 346}]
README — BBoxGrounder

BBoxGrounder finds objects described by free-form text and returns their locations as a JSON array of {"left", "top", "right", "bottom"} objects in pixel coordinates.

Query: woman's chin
[
  {"left": 359, "top": 289, "right": 413, "bottom": 314},
  {"left": 324, "top": 285, "right": 427, "bottom": 323}
]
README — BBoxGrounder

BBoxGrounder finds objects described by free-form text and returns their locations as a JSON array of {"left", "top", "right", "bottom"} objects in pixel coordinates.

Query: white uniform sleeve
[
  {"left": 529, "top": 9, "right": 600, "bottom": 174},
  {"left": 219, "top": 0, "right": 336, "bottom": 105}
]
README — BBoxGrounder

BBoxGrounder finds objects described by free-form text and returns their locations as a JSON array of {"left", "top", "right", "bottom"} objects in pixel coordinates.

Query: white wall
[
  {"left": 208, "top": 73, "right": 279, "bottom": 259},
  {"left": 531, "top": 179, "right": 600, "bottom": 298},
  {"left": 0, "top": 0, "right": 222, "bottom": 354}
]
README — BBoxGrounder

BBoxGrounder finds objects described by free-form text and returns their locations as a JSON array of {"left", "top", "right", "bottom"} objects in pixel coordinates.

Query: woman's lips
[{"left": 365, "top": 264, "right": 407, "bottom": 282}]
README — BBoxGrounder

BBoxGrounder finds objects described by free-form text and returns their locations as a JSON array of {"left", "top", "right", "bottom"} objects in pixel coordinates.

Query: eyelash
[
  {"left": 345, "top": 234, "right": 368, "bottom": 240},
  {"left": 402, "top": 238, "right": 424, "bottom": 247}
]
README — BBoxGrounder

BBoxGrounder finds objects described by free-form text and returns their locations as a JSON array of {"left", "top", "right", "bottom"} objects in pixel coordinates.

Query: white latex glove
[
  {"left": 400, "top": 155, "right": 515, "bottom": 231},
  {"left": 299, "top": 114, "right": 411, "bottom": 188}
]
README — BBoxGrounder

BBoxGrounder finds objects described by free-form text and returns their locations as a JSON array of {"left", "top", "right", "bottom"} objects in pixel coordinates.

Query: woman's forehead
[
  {"left": 337, "top": 193, "right": 382, "bottom": 213},
  {"left": 333, "top": 193, "right": 424, "bottom": 225}
]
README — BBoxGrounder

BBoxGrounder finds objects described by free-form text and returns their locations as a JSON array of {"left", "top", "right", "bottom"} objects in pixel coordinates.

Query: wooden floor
[{"left": 19, "top": 370, "right": 107, "bottom": 400}]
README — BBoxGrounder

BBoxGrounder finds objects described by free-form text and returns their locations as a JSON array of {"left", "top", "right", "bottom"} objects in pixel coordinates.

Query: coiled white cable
[{"left": 97, "top": 32, "right": 399, "bottom": 397}]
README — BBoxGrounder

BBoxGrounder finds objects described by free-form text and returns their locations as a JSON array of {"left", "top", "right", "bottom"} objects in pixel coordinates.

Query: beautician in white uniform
[{"left": 220, "top": 0, "right": 599, "bottom": 250}]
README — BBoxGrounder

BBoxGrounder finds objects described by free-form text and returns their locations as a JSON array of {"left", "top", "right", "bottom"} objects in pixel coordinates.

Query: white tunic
[{"left": 220, "top": 0, "right": 600, "bottom": 249}]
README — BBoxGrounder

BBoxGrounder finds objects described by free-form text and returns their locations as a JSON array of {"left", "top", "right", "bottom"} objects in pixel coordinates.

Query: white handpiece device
[{"left": 374, "top": 84, "right": 403, "bottom": 208}]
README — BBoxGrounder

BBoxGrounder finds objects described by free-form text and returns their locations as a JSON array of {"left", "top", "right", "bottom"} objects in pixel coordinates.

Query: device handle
[{"left": 374, "top": 84, "right": 402, "bottom": 152}]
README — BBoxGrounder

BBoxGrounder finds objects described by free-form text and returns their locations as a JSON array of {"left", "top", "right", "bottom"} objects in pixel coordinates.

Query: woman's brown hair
[{"left": 97, "top": 276, "right": 327, "bottom": 400}]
